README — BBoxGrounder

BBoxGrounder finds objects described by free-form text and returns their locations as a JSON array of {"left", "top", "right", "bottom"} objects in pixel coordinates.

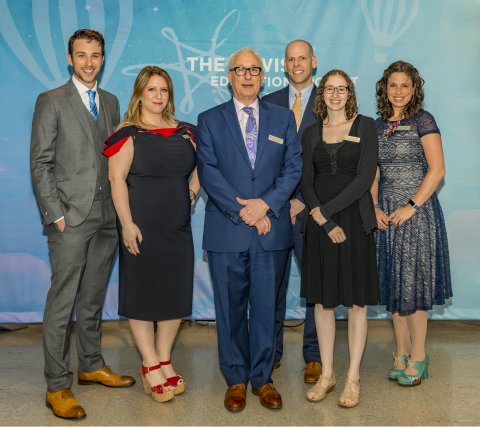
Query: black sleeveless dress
[
  {"left": 103, "top": 123, "right": 196, "bottom": 320},
  {"left": 300, "top": 116, "right": 378, "bottom": 308}
]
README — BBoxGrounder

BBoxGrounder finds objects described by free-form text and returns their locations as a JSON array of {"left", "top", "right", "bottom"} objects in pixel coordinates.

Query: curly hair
[
  {"left": 313, "top": 69, "right": 358, "bottom": 122},
  {"left": 68, "top": 29, "right": 105, "bottom": 56},
  {"left": 376, "top": 60, "right": 424, "bottom": 120},
  {"left": 120, "top": 66, "right": 177, "bottom": 129}
]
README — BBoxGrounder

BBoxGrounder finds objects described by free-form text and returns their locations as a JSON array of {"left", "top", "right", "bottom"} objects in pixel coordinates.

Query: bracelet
[
  {"left": 408, "top": 199, "right": 418, "bottom": 209},
  {"left": 374, "top": 204, "right": 381, "bottom": 209}
]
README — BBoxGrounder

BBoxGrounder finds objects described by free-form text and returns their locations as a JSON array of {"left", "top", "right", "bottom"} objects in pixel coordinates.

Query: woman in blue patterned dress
[{"left": 371, "top": 61, "right": 452, "bottom": 386}]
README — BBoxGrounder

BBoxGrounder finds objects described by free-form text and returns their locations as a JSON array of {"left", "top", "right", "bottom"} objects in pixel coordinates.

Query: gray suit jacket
[{"left": 30, "top": 79, "right": 120, "bottom": 226}]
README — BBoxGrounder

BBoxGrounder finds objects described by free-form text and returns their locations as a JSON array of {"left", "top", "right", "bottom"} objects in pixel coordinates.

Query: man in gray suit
[{"left": 30, "top": 29, "right": 134, "bottom": 420}]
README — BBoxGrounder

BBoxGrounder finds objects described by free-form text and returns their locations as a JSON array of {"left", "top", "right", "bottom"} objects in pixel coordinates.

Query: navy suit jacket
[
  {"left": 262, "top": 84, "right": 318, "bottom": 202},
  {"left": 197, "top": 98, "right": 302, "bottom": 253}
]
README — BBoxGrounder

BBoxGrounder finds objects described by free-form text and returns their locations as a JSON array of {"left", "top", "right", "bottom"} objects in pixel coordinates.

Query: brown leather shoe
[
  {"left": 252, "top": 383, "right": 282, "bottom": 409},
  {"left": 273, "top": 361, "right": 281, "bottom": 369},
  {"left": 224, "top": 384, "right": 247, "bottom": 412},
  {"left": 78, "top": 366, "right": 135, "bottom": 388},
  {"left": 304, "top": 361, "right": 322, "bottom": 384},
  {"left": 46, "top": 388, "right": 86, "bottom": 419}
]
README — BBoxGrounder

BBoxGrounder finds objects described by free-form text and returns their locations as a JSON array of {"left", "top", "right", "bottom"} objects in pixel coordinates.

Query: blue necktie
[
  {"left": 86, "top": 90, "right": 98, "bottom": 121},
  {"left": 242, "top": 106, "right": 258, "bottom": 168}
]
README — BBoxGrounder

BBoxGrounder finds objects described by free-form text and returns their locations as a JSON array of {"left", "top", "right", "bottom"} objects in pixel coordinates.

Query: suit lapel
[
  {"left": 65, "top": 80, "right": 95, "bottom": 145},
  {"left": 221, "top": 100, "right": 252, "bottom": 168},
  {"left": 98, "top": 88, "right": 113, "bottom": 134},
  {"left": 255, "top": 99, "right": 271, "bottom": 168},
  {"left": 279, "top": 87, "right": 290, "bottom": 108},
  {"left": 298, "top": 84, "right": 317, "bottom": 136}
]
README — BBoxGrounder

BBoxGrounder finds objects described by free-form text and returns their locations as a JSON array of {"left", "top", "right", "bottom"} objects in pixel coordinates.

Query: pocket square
[{"left": 268, "top": 135, "right": 284, "bottom": 144}]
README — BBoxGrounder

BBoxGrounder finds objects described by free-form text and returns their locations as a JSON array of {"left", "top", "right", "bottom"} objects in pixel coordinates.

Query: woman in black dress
[
  {"left": 104, "top": 66, "right": 199, "bottom": 403},
  {"left": 300, "top": 70, "right": 378, "bottom": 407}
]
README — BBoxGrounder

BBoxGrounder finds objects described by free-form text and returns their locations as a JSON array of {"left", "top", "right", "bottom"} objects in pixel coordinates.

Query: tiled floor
[{"left": 0, "top": 320, "right": 478, "bottom": 426}]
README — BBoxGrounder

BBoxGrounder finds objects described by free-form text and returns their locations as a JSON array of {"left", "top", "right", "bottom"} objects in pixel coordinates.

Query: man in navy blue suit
[
  {"left": 262, "top": 39, "right": 322, "bottom": 384},
  {"left": 197, "top": 48, "right": 302, "bottom": 412}
]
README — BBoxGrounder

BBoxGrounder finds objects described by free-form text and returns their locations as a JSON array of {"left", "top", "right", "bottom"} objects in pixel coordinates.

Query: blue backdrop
[{"left": 1, "top": 0, "right": 479, "bottom": 322}]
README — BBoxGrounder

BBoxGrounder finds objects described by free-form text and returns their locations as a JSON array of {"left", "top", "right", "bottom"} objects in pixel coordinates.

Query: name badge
[
  {"left": 397, "top": 125, "right": 411, "bottom": 131},
  {"left": 268, "top": 135, "right": 284, "bottom": 144},
  {"left": 344, "top": 135, "right": 360, "bottom": 143}
]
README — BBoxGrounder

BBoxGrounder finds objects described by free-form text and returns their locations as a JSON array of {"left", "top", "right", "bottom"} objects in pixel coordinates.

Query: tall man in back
[
  {"left": 263, "top": 39, "right": 321, "bottom": 383},
  {"left": 30, "top": 29, "right": 134, "bottom": 420},
  {"left": 197, "top": 48, "right": 302, "bottom": 411}
]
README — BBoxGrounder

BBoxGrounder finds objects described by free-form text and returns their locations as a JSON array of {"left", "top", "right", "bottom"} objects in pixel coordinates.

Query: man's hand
[
  {"left": 237, "top": 197, "right": 269, "bottom": 226},
  {"left": 290, "top": 198, "right": 305, "bottom": 225},
  {"left": 254, "top": 215, "right": 271, "bottom": 235},
  {"left": 54, "top": 218, "right": 66, "bottom": 233}
]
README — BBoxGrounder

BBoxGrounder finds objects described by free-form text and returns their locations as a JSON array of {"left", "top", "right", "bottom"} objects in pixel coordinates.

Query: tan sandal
[
  {"left": 306, "top": 374, "right": 336, "bottom": 402},
  {"left": 338, "top": 378, "right": 360, "bottom": 408}
]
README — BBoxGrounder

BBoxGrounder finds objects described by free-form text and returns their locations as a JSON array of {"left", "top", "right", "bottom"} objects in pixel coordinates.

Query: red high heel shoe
[
  {"left": 140, "top": 364, "right": 175, "bottom": 402},
  {"left": 159, "top": 360, "right": 185, "bottom": 395}
]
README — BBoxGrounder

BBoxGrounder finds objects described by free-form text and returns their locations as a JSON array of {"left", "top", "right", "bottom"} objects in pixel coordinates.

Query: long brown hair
[
  {"left": 313, "top": 69, "right": 358, "bottom": 122},
  {"left": 376, "top": 60, "right": 424, "bottom": 120},
  {"left": 120, "top": 66, "right": 177, "bottom": 129}
]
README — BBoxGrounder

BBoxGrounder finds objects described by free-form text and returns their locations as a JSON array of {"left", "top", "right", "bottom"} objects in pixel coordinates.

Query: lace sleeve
[{"left": 417, "top": 110, "right": 440, "bottom": 138}]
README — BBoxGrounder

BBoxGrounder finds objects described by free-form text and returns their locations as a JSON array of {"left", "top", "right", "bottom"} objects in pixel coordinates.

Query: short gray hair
[{"left": 228, "top": 47, "right": 263, "bottom": 70}]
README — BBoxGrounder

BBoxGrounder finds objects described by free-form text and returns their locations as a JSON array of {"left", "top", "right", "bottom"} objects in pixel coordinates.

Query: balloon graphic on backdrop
[
  {"left": 361, "top": 0, "right": 419, "bottom": 63},
  {"left": 0, "top": 0, "right": 133, "bottom": 89}
]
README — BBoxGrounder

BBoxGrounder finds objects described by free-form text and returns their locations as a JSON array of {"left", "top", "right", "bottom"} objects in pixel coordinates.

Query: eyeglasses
[
  {"left": 229, "top": 66, "right": 262, "bottom": 76},
  {"left": 324, "top": 85, "right": 348, "bottom": 94}
]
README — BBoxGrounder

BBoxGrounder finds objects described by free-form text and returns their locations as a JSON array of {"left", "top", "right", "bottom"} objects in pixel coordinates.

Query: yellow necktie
[{"left": 292, "top": 90, "right": 302, "bottom": 130}]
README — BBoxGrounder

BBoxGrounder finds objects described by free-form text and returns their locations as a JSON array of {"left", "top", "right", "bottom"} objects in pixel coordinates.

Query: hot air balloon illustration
[
  {"left": 361, "top": 0, "right": 419, "bottom": 63},
  {"left": 0, "top": 0, "right": 133, "bottom": 89}
]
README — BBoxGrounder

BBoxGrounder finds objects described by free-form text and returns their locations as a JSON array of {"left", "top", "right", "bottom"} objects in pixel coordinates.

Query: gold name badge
[
  {"left": 344, "top": 135, "right": 360, "bottom": 143},
  {"left": 268, "top": 135, "right": 284, "bottom": 144},
  {"left": 396, "top": 125, "right": 411, "bottom": 131}
]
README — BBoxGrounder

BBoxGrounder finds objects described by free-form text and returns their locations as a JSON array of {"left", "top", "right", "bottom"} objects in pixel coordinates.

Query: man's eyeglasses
[
  {"left": 324, "top": 85, "right": 348, "bottom": 94},
  {"left": 229, "top": 66, "right": 262, "bottom": 76}
]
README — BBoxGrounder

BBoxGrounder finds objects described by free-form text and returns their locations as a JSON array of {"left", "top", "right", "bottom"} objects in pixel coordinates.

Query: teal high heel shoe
[
  {"left": 388, "top": 352, "right": 409, "bottom": 380},
  {"left": 397, "top": 356, "right": 429, "bottom": 386}
]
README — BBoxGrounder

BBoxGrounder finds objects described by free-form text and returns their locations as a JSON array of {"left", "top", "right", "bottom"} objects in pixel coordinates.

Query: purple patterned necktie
[{"left": 242, "top": 106, "right": 258, "bottom": 168}]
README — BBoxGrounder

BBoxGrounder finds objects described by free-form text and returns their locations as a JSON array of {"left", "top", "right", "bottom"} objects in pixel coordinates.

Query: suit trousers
[
  {"left": 208, "top": 234, "right": 289, "bottom": 389},
  {"left": 274, "top": 216, "right": 320, "bottom": 364},
  {"left": 43, "top": 196, "right": 117, "bottom": 392}
]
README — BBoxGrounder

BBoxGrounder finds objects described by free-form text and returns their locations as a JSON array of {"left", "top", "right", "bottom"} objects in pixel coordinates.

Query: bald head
[{"left": 284, "top": 40, "right": 317, "bottom": 90}]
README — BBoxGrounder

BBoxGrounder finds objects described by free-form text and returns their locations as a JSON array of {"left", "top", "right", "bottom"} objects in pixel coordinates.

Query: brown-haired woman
[
  {"left": 300, "top": 69, "right": 378, "bottom": 408},
  {"left": 103, "top": 66, "right": 200, "bottom": 403},
  {"left": 372, "top": 61, "right": 452, "bottom": 387}
]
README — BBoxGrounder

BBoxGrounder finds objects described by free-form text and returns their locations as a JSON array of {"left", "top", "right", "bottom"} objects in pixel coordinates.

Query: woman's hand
[
  {"left": 388, "top": 205, "right": 416, "bottom": 227},
  {"left": 310, "top": 207, "right": 327, "bottom": 226},
  {"left": 122, "top": 223, "right": 143, "bottom": 255},
  {"left": 375, "top": 207, "right": 389, "bottom": 230},
  {"left": 328, "top": 226, "right": 346, "bottom": 244}
]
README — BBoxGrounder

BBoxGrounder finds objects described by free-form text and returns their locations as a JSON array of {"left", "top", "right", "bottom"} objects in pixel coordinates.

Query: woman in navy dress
[
  {"left": 104, "top": 66, "right": 199, "bottom": 402},
  {"left": 371, "top": 61, "right": 452, "bottom": 386}
]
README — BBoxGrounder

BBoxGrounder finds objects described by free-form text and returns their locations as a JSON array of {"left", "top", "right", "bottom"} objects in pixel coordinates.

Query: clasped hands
[
  {"left": 375, "top": 205, "right": 416, "bottom": 229},
  {"left": 237, "top": 197, "right": 271, "bottom": 235},
  {"left": 310, "top": 207, "right": 346, "bottom": 244}
]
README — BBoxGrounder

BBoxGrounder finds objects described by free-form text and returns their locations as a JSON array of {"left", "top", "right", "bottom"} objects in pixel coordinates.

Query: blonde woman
[{"left": 103, "top": 66, "right": 199, "bottom": 403}]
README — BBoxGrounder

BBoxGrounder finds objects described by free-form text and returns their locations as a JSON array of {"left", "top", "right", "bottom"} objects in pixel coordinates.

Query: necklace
[{"left": 383, "top": 120, "right": 399, "bottom": 140}]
